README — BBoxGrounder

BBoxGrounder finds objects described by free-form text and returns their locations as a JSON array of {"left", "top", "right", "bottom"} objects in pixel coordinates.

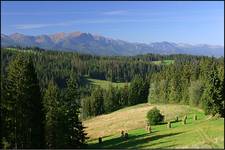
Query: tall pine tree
[
  {"left": 43, "top": 80, "right": 60, "bottom": 148},
  {"left": 91, "top": 87, "right": 104, "bottom": 116},
  {"left": 201, "top": 64, "right": 222, "bottom": 116},
  {"left": 64, "top": 74, "right": 87, "bottom": 148},
  {"left": 2, "top": 54, "right": 44, "bottom": 148}
]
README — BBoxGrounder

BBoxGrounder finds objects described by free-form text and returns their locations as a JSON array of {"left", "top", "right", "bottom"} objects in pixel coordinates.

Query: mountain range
[{"left": 1, "top": 32, "right": 224, "bottom": 57}]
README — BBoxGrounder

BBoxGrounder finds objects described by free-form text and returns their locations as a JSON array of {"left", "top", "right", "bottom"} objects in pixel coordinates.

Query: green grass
[
  {"left": 86, "top": 78, "right": 129, "bottom": 89},
  {"left": 162, "top": 59, "right": 175, "bottom": 65},
  {"left": 87, "top": 106, "right": 224, "bottom": 149},
  {"left": 152, "top": 59, "right": 174, "bottom": 65},
  {"left": 5, "top": 47, "right": 39, "bottom": 54}
]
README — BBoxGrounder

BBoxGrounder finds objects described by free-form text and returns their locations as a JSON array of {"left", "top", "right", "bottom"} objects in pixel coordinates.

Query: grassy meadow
[
  {"left": 86, "top": 77, "right": 129, "bottom": 89},
  {"left": 84, "top": 103, "right": 224, "bottom": 149},
  {"left": 151, "top": 59, "right": 175, "bottom": 65}
]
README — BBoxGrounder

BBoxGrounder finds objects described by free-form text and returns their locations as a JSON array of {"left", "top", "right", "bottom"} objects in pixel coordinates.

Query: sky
[{"left": 1, "top": 1, "right": 224, "bottom": 46}]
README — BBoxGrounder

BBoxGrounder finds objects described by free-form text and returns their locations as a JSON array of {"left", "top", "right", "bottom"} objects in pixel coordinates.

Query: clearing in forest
[{"left": 84, "top": 103, "right": 224, "bottom": 149}]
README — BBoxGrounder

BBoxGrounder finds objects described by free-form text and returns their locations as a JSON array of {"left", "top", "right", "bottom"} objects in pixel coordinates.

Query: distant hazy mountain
[{"left": 1, "top": 32, "right": 224, "bottom": 57}]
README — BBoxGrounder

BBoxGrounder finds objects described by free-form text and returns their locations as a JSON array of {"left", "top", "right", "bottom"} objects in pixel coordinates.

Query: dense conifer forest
[{"left": 1, "top": 47, "right": 224, "bottom": 148}]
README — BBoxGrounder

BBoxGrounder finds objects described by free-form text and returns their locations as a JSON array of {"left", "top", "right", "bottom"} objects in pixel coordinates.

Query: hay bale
[
  {"left": 183, "top": 119, "right": 186, "bottom": 125},
  {"left": 121, "top": 130, "right": 124, "bottom": 138},
  {"left": 145, "top": 125, "right": 148, "bottom": 131},
  {"left": 167, "top": 121, "right": 171, "bottom": 128},
  {"left": 124, "top": 133, "right": 128, "bottom": 140},
  {"left": 98, "top": 137, "right": 102, "bottom": 144},
  {"left": 148, "top": 125, "right": 151, "bottom": 133},
  {"left": 183, "top": 115, "right": 187, "bottom": 125},
  {"left": 146, "top": 121, "right": 150, "bottom": 131},
  {"left": 175, "top": 116, "right": 179, "bottom": 122},
  {"left": 193, "top": 114, "right": 197, "bottom": 120}
]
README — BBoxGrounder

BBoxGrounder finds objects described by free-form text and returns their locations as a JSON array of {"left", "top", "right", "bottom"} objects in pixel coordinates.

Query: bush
[{"left": 146, "top": 107, "right": 164, "bottom": 125}]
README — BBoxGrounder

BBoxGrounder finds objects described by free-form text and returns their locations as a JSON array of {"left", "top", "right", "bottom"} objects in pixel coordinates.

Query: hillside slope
[
  {"left": 83, "top": 103, "right": 224, "bottom": 149},
  {"left": 84, "top": 103, "right": 201, "bottom": 139}
]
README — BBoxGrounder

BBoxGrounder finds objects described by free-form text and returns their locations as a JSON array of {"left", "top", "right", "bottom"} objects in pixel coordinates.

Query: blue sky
[{"left": 2, "top": 1, "right": 224, "bottom": 45}]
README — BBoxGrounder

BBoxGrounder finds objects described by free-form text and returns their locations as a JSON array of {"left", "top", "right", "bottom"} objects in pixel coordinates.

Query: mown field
[
  {"left": 152, "top": 59, "right": 175, "bottom": 65},
  {"left": 84, "top": 103, "right": 224, "bottom": 149},
  {"left": 86, "top": 77, "right": 129, "bottom": 89}
]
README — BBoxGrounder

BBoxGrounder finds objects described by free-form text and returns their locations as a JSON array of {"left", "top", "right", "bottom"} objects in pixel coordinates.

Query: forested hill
[
  {"left": 2, "top": 47, "right": 224, "bottom": 118},
  {"left": 1, "top": 47, "right": 224, "bottom": 149},
  {"left": 2, "top": 47, "right": 223, "bottom": 90},
  {"left": 1, "top": 32, "right": 224, "bottom": 57}
]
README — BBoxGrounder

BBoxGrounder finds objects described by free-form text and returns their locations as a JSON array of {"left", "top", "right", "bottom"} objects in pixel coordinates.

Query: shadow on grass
[
  {"left": 88, "top": 133, "right": 150, "bottom": 149},
  {"left": 170, "top": 119, "right": 182, "bottom": 123},
  {"left": 88, "top": 131, "right": 184, "bottom": 149},
  {"left": 81, "top": 76, "right": 93, "bottom": 86},
  {"left": 88, "top": 134, "right": 112, "bottom": 143},
  {"left": 156, "top": 119, "right": 182, "bottom": 125},
  {"left": 138, "top": 140, "right": 178, "bottom": 149},
  {"left": 157, "top": 122, "right": 167, "bottom": 125}
]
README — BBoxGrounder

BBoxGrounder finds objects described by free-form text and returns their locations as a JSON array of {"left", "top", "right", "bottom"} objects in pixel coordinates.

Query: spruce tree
[
  {"left": 148, "top": 80, "right": 160, "bottom": 104},
  {"left": 188, "top": 80, "right": 204, "bottom": 107},
  {"left": 2, "top": 54, "right": 44, "bottom": 148},
  {"left": 201, "top": 64, "right": 221, "bottom": 116},
  {"left": 91, "top": 87, "right": 104, "bottom": 116},
  {"left": 43, "top": 80, "right": 60, "bottom": 148},
  {"left": 140, "top": 78, "right": 149, "bottom": 103},
  {"left": 159, "top": 79, "right": 169, "bottom": 103},
  {"left": 128, "top": 75, "right": 141, "bottom": 105},
  {"left": 1, "top": 75, "right": 9, "bottom": 149},
  {"left": 120, "top": 84, "right": 129, "bottom": 107},
  {"left": 217, "top": 79, "right": 224, "bottom": 117},
  {"left": 64, "top": 74, "right": 87, "bottom": 148},
  {"left": 104, "top": 85, "right": 118, "bottom": 113},
  {"left": 81, "top": 97, "right": 92, "bottom": 118},
  {"left": 169, "top": 67, "right": 182, "bottom": 103}
]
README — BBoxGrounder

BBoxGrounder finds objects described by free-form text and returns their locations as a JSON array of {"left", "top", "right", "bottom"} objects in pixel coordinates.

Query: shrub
[{"left": 146, "top": 107, "right": 164, "bottom": 125}]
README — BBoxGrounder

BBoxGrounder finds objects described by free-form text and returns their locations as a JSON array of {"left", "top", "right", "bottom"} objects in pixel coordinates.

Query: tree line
[
  {"left": 81, "top": 55, "right": 224, "bottom": 119},
  {"left": 148, "top": 57, "right": 224, "bottom": 117},
  {"left": 3, "top": 48, "right": 205, "bottom": 90}
]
